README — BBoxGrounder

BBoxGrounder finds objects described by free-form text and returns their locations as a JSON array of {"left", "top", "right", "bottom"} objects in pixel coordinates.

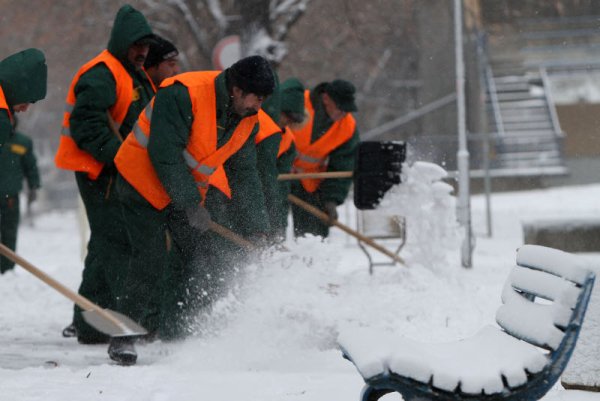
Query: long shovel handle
[
  {"left": 287, "top": 194, "right": 406, "bottom": 266},
  {"left": 0, "top": 243, "right": 127, "bottom": 331},
  {"left": 278, "top": 171, "right": 353, "bottom": 181},
  {"left": 209, "top": 221, "right": 255, "bottom": 250}
]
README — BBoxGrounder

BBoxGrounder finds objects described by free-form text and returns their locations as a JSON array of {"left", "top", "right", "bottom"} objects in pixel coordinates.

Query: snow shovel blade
[
  {"left": 354, "top": 141, "right": 406, "bottom": 210},
  {"left": 82, "top": 309, "right": 148, "bottom": 337}
]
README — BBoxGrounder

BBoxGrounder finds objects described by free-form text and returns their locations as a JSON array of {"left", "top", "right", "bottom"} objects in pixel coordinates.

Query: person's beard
[{"left": 242, "top": 108, "right": 258, "bottom": 117}]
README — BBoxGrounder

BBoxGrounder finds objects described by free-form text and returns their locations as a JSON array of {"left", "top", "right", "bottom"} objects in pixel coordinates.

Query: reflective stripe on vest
[
  {"left": 54, "top": 50, "right": 142, "bottom": 180},
  {"left": 114, "top": 71, "right": 259, "bottom": 210},
  {"left": 289, "top": 90, "right": 356, "bottom": 192}
]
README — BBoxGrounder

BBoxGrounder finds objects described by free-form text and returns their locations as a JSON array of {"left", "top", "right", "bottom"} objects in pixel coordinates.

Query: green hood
[
  {"left": 107, "top": 4, "right": 153, "bottom": 62},
  {"left": 0, "top": 48, "right": 47, "bottom": 107},
  {"left": 261, "top": 70, "right": 281, "bottom": 121}
]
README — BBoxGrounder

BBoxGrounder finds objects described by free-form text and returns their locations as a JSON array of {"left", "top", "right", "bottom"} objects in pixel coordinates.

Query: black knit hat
[
  {"left": 227, "top": 55, "right": 275, "bottom": 97},
  {"left": 324, "top": 79, "right": 358, "bottom": 112},
  {"left": 144, "top": 35, "right": 178, "bottom": 69}
]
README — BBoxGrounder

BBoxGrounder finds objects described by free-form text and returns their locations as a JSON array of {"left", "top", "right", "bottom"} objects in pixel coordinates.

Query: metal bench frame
[{"left": 356, "top": 210, "right": 406, "bottom": 274}]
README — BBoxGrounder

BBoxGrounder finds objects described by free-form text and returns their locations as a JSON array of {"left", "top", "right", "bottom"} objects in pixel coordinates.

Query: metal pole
[{"left": 455, "top": 0, "right": 473, "bottom": 267}]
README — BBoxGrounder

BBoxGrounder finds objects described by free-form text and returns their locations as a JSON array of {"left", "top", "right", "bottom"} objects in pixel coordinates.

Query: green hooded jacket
[
  {"left": 291, "top": 83, "right": 360, "bottom": 205},
  {"left": 0, "top": 131, "right": 40, "bottom": 196},
  {"left": 148, "top": 71, "right": 270, "bottom": 236},
  {"left": 0, "top": 48, "right": 47, "bottom": 150},
  {"left": 69, "top": 4, "right": 154, "bottom": 164}
]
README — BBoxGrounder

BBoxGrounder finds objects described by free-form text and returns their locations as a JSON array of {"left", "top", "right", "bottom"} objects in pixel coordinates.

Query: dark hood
[
  {"left": 0, "top": 48, "right": 47, "bottom": 107},
  {"left": 107, "top": 4, "right": 153, "bottom": 63}
]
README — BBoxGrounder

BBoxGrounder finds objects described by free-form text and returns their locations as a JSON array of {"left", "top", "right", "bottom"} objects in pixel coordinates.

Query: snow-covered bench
[{"left": 338, "top": 245, "right": 595, "bottom": 401}]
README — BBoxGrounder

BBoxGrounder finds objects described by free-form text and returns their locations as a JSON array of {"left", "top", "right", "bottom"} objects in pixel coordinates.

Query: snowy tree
[{"left": 140, "top": 0, "right": 310, "bottom": 68}]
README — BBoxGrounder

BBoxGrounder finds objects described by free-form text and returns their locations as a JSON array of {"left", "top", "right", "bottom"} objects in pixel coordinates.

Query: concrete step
[
  {"left": 493, "top": 92, "right": 544, "bottom": 101},
  {"left": 498, "top": 99, "right": 548, "bottom": 108},
  {"left": 501, "top": 120, "right": 554, "bottom": 130}
]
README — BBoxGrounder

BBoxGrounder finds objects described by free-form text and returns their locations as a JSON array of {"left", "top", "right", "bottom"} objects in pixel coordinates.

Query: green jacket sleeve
[
  {"left": 319, "top": 127, "right": 360, "bottom": 205},
  {"left": 69, "top": 64, "right": 121, "bottom": 163},
  {"left": 21, "top": 136, "right": 40, "bottom": 189},
  {"left": 148, "top": 83, "right": 201, "bottom": 210},
  {"left": 256, "top": 134, "right": 283, "bottom": 232},
  {"left": 225, "top": 127, "right": 271, "bottom": 237},
  {"left": 0, "top": 109, "right": 12, "bottom": 152}
]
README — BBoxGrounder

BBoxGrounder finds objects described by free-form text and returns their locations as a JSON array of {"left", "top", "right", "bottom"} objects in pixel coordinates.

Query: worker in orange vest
[
  {"left": 55, "top": 4, "right": 156, "bottom": 345},
  {"left": 0, "top": 48, "right": 47, "bottom": 151},
  {"left": 112, "top": 55, "right": 275, "bottom": 365},
  {"left": 256, "top": 77, "right": 306, "bottom": 239},
  {"left": 289, "top": 79, "right": 360, "bottom": 238}
]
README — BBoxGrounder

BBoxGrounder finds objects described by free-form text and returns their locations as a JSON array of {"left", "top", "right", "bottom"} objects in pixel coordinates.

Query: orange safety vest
[
  {"left": 277, "top": 127, "right": 294, "bottom": 158},
  {"left": 114, "top": 71, "right": 258, "bottom": 210},
  {"left": 255, "top": 109, "right": 281, "bottom": 145},
  {"left": 55, "top": 50, "right": 142, "bottom": 180},
  {"left": 0, "top": 85, "right": 11, "bottom": 120},
  {"left": 290, "top": 90, "right": 356, "bottom": 192}
]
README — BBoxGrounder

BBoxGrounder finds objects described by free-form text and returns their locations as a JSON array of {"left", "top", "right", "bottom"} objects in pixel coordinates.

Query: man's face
[
  {"left": 127, "top": 43, "right": 150, "bottom": 70},
  {"left": 148, "top": 57, "right": 180, "bottom": 86},
  {"left": 321, "top": 92, "right": 347, "bottom": 122},
  {"left": 231, "top": 86, "right": 264, "bottom": 117},
  {"left": 13, "top": 103, "right": 30, "bottom": 113}
]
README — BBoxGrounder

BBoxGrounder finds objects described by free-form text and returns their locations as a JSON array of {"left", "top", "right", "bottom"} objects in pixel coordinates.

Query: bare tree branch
[
  {"left": 271, "top": 0, "right": 310, "bottom": 42},
  {"left": 204, "top": 0, "right": 229, "bottom": 34},
  {"left": 168, "top": 0, "right": 213, "bottom": 59}
]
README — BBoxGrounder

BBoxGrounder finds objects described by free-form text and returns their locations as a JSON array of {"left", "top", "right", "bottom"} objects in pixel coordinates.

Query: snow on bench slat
[
  {"left": 338, "top": 325, "right": 547, "bottom": 395},
  {"left": 509, "top": 267, "right": 580, "bottom": 308},
  {"left": 516, "top": 245, "right": 590, "bottom": 285},
  {"left": 497, "top": 279, "right": 572, "bottom": 350}
]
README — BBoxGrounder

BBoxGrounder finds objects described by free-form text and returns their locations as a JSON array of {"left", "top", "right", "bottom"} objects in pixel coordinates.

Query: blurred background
[{"left": 2, "top": 0, "right": 600, "bottom": 209}]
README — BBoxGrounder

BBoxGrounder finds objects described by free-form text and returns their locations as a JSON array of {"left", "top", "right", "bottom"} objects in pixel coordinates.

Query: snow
[
  {"left": 339, "top": 325, "right": 548, "bottom": 394},
  {"left": 4, "top": 171, "right": 600, "bottom": 399},
  {"left": 339, "top": 244, "right": 593, "bottom": 395}
]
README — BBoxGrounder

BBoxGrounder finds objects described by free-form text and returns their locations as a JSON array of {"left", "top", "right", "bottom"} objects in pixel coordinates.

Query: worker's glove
[
  {"left": 185, "top": 204, "right": 211, "bottom": 233},
  {"left": 322, "top": 201, "right": 338, "bottom": 226},
  {"left": 27, "top": 189, "right": 37, "bottom": 204}
]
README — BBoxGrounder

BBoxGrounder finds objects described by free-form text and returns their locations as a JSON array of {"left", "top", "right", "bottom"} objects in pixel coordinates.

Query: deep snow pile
[{"left": 2, "top": 167, "right": 600, "bottom": 400}]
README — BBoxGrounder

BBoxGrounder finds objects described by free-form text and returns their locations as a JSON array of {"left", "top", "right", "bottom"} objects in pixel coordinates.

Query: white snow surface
[{"left": 3, "top": 170, "right": 600, "bottom": 399}]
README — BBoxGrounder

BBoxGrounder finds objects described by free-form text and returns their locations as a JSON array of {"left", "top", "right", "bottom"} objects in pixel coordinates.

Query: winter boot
[
  {"left": 62, "top": 323, "right": 77, "bottom": 338},
  {"left": 108, "top": 336, "right": 137, "bottom": 366}
]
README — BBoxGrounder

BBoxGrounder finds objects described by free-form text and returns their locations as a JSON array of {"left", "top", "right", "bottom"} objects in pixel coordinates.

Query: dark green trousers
[
  {"left": 115, "top": 174, "right": 170, "bottom": 335},
  {"left": 0, "top": 195, "right": 19, "bottom": 273},
  {"left": 159, "top": 190, "right": 245, "bottom": 341},
  {"left": 73, "top": 170, "right": 130, "bottom": 343},
  {"left": 290, "top": 183, "right": 330, "bottom": 238}
]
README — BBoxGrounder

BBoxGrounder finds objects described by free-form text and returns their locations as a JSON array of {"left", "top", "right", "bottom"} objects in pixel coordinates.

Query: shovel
[
  {"left": 278, "top": 141, "right": 406, "bottom": 210},
  {"left": 287, "top": 194, "right": 405, "bottom": 265},
  {"left": 0, "top": 243, "right": 147, "bottom": 337}
]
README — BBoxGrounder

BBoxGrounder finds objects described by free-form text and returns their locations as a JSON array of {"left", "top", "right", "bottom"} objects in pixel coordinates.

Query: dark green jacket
[
  {"left": 255, "top": 80, "right": 284, "bottom": 235},
  {"left": 69, "top": 5, "right": 154, "bottom": 164},
  {"left": 0, "top": 49, "right": 47, "bottom": 150},
  {"left": 148, "top": 72, "right": 270, "bottom": 235},
  {"left": 0, "top": 132, "right": 40, "bottom": 196},
  {"left": 301, "top": 84, "right": 360, "bottom": 205}
]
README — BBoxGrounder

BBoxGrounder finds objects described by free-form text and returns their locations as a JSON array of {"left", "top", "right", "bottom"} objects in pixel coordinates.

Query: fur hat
[
  {"left": 324, "top": 79, "right": 357, "bottom": 112},
  {"left": 227, "top": 55, "right": 275, "bottom": 97},
  {"left": 144, "top": 35, "right": 178, "bottom": 69}
]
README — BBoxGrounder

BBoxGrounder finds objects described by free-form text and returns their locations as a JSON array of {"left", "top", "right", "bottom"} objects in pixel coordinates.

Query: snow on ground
[{"left": 2, "top": 177, "right": 600, "bottom": 400}]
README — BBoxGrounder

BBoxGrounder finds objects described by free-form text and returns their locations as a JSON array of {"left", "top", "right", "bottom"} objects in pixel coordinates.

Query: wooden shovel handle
[
  {"left": 0, "top": 243, "right": 125, "bottom": 329},
  {"left": 287, "top": 194, "right": 406, "bottom": 266},
  {"left": 209, "top": 221, "right": 255, "bottom": 250},
  {"left": 277, "top": 171, "right": 353, "bottom": 181}
]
